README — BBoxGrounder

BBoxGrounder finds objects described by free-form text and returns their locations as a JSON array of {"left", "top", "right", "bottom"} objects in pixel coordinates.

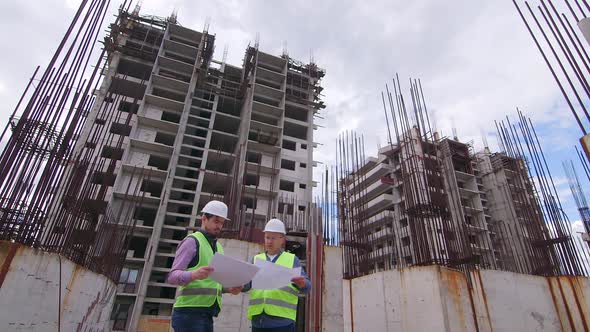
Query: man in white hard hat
[
  {"left": 242, "top": 218, "right": 311, "bottom": 332},
  {"left": 167, "top": 200, "right": 242, "bottom": 332}
]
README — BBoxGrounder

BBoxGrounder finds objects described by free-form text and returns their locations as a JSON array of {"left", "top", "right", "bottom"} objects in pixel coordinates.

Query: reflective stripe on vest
[
  {"left": 247, "top": 252, "right": 299, "bottom": 321},
  {"left": 173, "top": 231, "right": 224, "bottom": 309},
  {"left": 248, "top": 298, "right": 298, "bottom": 310}
]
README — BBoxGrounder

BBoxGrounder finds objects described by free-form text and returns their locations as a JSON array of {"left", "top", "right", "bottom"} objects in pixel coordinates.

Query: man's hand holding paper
[{"left": 251, "top": 257, "right": 302, "bottom": 290}]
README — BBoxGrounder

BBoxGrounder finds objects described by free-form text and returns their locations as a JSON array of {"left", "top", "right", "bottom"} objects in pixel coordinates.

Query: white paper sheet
[
  {"left": 251, "top": 258, "right": 302, "bottom": 290},
  {"left": 208, "top": 253, "right": 260, "bottom": 287}
]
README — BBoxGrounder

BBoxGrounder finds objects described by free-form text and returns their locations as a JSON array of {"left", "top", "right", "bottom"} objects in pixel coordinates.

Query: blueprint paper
[
  {"left": 251, "top": 258, "right": 302, "bottom": 290},
  {"left": 208, "top": 253, "right": 260, "bottom": 287}
]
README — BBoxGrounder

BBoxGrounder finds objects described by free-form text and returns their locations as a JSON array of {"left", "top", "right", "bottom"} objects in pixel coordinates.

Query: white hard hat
[
  {"left": 264, "top": 218, "right": 286, "bottom": 234},
  {"left": 201, "top": 200, "right": 230, "bottom": 220}
]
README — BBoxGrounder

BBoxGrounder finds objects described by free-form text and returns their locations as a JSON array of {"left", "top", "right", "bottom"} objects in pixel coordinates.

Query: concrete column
[{"left": 321, "top": 246, "right": 344, "bottom": 331}]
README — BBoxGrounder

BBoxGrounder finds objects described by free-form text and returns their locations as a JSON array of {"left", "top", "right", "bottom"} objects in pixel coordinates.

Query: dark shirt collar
[
  {"left": 199, "top": 228, "right": 217, "bottom": 241},
  {"left": 197, "top": 229, "right": 218, "bottom": 253},
  {"left": 265, "top": 250, "right": 284, "bottom": 261}
]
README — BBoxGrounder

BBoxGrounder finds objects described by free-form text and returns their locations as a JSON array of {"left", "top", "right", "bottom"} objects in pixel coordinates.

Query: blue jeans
[
  {"left": 252, "top": 324, "right": 295, "bottom": 332},
  {"left": 172, "top": 310, "right": 214, "bottom": 332}
]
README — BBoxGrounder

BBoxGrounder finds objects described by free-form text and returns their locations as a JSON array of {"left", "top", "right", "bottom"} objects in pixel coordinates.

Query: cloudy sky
[{"left": 0, "top": 0, "right": 588, "bottom": 232}]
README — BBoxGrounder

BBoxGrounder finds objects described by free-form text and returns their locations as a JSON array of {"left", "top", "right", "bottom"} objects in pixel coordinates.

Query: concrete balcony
[
  {"left": 361, "top": 211, "right": 395, "bottom": 231},
  {"left": 349, "top": 162, "right": 393, "bottom": 190},
  {"left": 357, "top": 157, "right": 379, "bottom": 175},
  {"left": 130, "top": 138, "right": 174, "bottom": 155},
  {"left": 464, "top": 205, "right": 483, "bottom": 215},
  {"left": 248, "top": 140, "right": 281, "bottom": 154},
  {"left": 113, "top": 191, "right": 160, "bottom": 205},
  {"left": 152, "top": 267, "right": 172, "bottom": 273},
  {"left": 351, "top": 179, "right": 390, "bottom": 206},
  {"left": 470, "top": 243, "right": 492, "bottom": 252},
  {"left": 365, "top": 194, "right": 395, "bottom": 218},
  {"left": 162, "top": 49, "right": 196, "bottom": 67},
  {"left": 455, "top": 170, "right": 475, "bottom": 181},
  {"left": 152, "top": 73, "right": 190, "bottom": 94},
  {"left": 246, "top": 161, "right": 279, "bottom": 175},
  {"left": 283, "top": 117, "right": 309, "bottom": 128},
  {"left": 124, "top": 255, "right": 146, "bottom": 264},
  {"left": 257, "top": 66, "right": 285, "bottom": 84},
  {"left": 459, "top": 187, "right": 479, "bottom": 198},
  {"left": 254, "top": 83, "right": 284, "bottom": 101},
  {"left": 132, "top": 223, "right": 154, "bottom": 237},
  {"left": 250, "top": 119, "right": 282, "bottom": 137},
  {"left": 255, "top": 76, "right": 283, "bottom": 91},
  {"left": 257, "top": 52, "right": 286, "bottom": 74},
  {"left": 163, "top": 38, "right": 197, "bottom": 60},
  {"left": 467, "top": 224, "right": 488, "bottom": 233},
  {"left": 144, "top": 297, "right": 176, "bottom": 305},
  {"left": 252, "top": 100, "right": 283, "bottom": 118},
  {"left": 168, "top": 24, "right": 202, "bottom": 47},
  {"left": 144, "top": 93, "right": 185, "bottom": 113},
  {"left": 243, "top": 184, "right": 277, "bottom": 198},
  {"left": 158, "top": 55, "right": 193, "bottom": 76},
  {"left": 137, "top": 114, "right": 179, "bottom": 133},
  {"left": 121, "top": 163, "right": 167, "bottom": 180}
]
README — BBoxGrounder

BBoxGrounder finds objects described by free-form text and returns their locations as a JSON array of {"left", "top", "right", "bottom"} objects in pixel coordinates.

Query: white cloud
[
  {"left": 64, "top": 0, "right": 79, "bottom": 10},
  {"left": 0, "top": 1, "right": 585, "bottom": 212},
  {"left": 572, "top": 220, "right": 585, "bottom": 233}
]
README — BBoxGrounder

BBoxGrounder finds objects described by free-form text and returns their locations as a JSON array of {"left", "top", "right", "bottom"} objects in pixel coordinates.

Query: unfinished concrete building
[
  {"left": 474, "top": 150, "right": 557, "bottom": 274},
  {"left": 338, "top": 125, "right": 558, "bottom": 278},
  {"left": 53, "top": 9, "right": 325, "bottom": 331}
]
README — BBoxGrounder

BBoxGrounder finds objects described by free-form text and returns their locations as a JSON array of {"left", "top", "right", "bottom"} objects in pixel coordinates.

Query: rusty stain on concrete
[
  {"left": 76, "top": 289, "right": 101, "bottom": 332},
  {"left": 564, "top": 276, "right": 589, "bottom": 332},
  {"left": 441, "top": 267, "right": 468, "bottom": 331},
  {"left": 0, "top": 241, "right": 20, "bottom": 287},
  {"left": 62, "top": 264, "right": 83, "bottom": 312},
  {"left": 556, "top": 278, "right": 576, "bottom": 332},
  {"left": 547, "top": 278, "right": 567, "bottom": 331},
  {"left": 473, "top": 270, "right": 493, "bottom": 331}
]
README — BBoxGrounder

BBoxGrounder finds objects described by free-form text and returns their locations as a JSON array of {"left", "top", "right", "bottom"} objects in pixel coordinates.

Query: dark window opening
[
  {"left": 278, "top": 202, "right": 294, "bottom": 215},
  {"left": 154, "top": 132, "right": 176, "bottom": 146},
  {"left": 282, "top": 140, "right": 296, "bottom": 151},
  {"left": 281, "top": 159, "right": 296, "bottom": 170},
  {"left": 280, "top": 180, "right": 295, "bottom": 192},
  {"left": 118, "top": 101, "right": 139, "bottom": 114}
]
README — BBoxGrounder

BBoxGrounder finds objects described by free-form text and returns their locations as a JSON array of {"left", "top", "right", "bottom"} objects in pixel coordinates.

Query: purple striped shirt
[{"left": 166, "top": 236, "right": 199, "bottom": 286}]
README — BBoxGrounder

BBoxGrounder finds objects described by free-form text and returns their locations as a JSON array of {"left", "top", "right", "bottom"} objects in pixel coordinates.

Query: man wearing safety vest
[
  {"left": 243, "top": 218, "right": 311, "bottom": 332},
  {"left": 167, "top": 200, "right": 242, "bottom": 332}
]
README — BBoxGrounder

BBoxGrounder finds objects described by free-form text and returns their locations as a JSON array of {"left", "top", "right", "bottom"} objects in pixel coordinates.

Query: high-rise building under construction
[
  {"left": 60, "top": 8, "right": 325, "bottom": 331},
  {"left": 338, "top": 126, "right": 583, "bottom": 279}
]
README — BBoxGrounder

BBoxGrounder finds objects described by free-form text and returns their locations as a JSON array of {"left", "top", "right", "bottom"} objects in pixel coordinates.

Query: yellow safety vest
[
  {"left": 173, "top": 231, "right": 224, "bottom": 308},
  {"left": 247, "top": 252, "right": 300, "bottom": 321}
]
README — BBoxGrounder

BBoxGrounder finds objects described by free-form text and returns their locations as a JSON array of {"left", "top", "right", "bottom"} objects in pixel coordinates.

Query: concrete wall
[
  {"left": 322, "top": 246, "right": 344, "bottom": 331},
  {"left": 0, "top": 241, "right": 117, "bottom": 331},
  {"left": 343, "top": 265, "right": 590, "bottom": 332}
]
